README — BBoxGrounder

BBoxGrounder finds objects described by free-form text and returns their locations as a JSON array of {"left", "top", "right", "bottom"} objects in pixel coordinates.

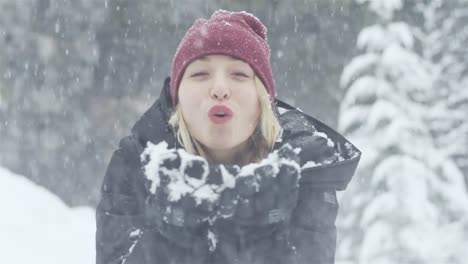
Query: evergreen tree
[
  {"left": 336, "top": 0, "right": 468, "bottom": 263},
  {"left": 419, "top": 0, "right": 468, "bottom": 184}
]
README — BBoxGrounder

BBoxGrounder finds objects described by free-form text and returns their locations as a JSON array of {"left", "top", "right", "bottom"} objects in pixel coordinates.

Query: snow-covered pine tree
[
  {"left": 419, "top": 0, "right": 468, "bottom": 184},
  {"left": 336, "top": 0, "right": 468, "bottom": 263}
]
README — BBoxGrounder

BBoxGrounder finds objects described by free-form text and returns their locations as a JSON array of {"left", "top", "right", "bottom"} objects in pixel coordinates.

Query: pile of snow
[{"left": 0, "top": 166, "right": 95, "bottom": 264}]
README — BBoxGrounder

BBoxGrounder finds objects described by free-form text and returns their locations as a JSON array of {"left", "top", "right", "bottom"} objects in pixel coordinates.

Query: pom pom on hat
[{"left": 170, "top": 10, "right": 275, "bottom": 106}]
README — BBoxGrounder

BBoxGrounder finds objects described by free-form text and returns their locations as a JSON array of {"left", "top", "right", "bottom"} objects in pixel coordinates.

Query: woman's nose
[{"left": 210, "top": 77, "right": 231, "bottom": 101}]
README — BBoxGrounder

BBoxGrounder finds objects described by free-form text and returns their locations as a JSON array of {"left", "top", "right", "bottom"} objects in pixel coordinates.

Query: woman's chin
[
  {"left": 205, "top": 127, "right": 233, "bottom": 140},
  {"left": 204, "top": 140, "right": 238, "bottom": 151}
]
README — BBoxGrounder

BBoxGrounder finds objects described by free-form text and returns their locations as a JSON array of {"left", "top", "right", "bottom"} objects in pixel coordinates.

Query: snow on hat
[{"left": 170, "top": 9, "right": 275, "bottom": 106}]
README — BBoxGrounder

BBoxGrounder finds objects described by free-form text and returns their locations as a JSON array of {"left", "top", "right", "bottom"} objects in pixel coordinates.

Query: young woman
[{"left": 96, "top": 10, "right": 361, "bottom": 264}]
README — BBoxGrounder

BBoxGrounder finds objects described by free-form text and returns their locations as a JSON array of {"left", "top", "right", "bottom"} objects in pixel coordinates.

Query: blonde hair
[{"left": 168, "top": 75, "right": 281, "bottom": 165}]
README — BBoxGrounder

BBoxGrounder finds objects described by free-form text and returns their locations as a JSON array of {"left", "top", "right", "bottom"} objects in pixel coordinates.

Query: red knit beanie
[{"left": 170, "top": 9, "right": 275, "bottom": 106}]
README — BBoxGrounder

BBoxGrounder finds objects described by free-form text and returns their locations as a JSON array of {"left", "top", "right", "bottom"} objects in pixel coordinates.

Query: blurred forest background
[{"left": 0, "top": 0, "right": 467, "bottom": 263}]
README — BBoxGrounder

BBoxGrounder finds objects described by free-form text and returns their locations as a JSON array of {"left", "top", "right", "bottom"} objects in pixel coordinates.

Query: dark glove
[
  {"left": 232, "top": 144, "right": 301, "bottom": 226},
  {"left": 142, "top": 142, "right": 229, "bottom": 228}
]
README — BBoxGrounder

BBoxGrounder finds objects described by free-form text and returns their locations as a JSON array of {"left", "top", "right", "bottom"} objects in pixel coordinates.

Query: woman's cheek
[{"left": 192, "top": 103, "right": 206, "bottom": 124}]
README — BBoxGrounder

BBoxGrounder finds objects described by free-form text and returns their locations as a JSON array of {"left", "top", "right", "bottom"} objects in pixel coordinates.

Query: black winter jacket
[{"left": 95, "top": 77, "right": 361, "bottom": 264}]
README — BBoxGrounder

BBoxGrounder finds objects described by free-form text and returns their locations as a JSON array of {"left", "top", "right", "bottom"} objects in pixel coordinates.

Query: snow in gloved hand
[
  {"left": 141, "top": 142, "right": 302, "bottom": 228},
  {"left": 232, "top": 144, "right": 302, "bottom": 224},
  {"left": 141, "top": 141, "right": 240, "bottom": 228}
]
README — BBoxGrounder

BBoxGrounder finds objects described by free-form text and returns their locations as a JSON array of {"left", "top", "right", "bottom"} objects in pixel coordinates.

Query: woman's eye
[
  {"left": 233, "top": 72, "right": 249, "bottom": 77},
  {"left": 191, "top": 72, "right": 208, "bottom": 77}
]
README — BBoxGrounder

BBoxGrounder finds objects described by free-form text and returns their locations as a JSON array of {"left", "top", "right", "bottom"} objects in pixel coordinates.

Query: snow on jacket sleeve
[
  {"left": 95, "top": 135, "right": 181, "bottom": 264},
  {"left": 277, "top": 110, "right": 342, "bottom": 264}
]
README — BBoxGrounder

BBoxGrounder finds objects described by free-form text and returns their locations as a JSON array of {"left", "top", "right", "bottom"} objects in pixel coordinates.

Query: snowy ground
[{"left": 0, "top": 166, "right": 95, "bottom": 264}]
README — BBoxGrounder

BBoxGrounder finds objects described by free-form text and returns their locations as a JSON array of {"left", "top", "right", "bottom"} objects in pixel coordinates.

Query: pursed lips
[{"left": 208, "top": 105, "right": 233, "bottom": 124}]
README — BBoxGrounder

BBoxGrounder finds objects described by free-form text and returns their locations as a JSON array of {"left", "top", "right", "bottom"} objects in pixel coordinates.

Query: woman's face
[{"left": 178, "top": 54, "right": 260, "bottom": 160}]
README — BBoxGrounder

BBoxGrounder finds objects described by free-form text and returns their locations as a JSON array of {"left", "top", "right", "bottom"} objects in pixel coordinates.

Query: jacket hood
[
  {"left": 131, "top": 77, "right": 361, "bottom": 191},
  {"left": 274, "top": 100, "right": 361, "bottom": 190},
  {"left": 131, "top": 77, "right": 178, "bottom": 149}
]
